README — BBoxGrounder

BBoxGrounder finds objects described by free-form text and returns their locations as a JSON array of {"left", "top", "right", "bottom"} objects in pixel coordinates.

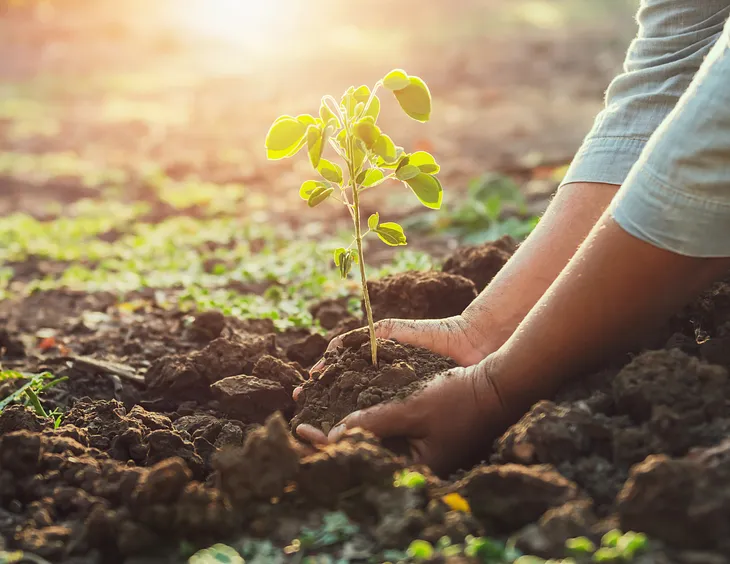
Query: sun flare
[{"left": 180, "top": 0, "right": 298, "bottom": 48}]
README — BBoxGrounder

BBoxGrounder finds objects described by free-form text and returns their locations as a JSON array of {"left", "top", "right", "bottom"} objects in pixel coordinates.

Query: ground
[{"left": 3, "top": 1, "right": 730, "bottom": 563}]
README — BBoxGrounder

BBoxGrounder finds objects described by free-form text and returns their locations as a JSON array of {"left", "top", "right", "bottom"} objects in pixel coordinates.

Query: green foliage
[
  {"left": 298, "top": 512, "right": 359, "bottom": 550},
  {"left": 403, "top": 172, "right": 538, "bottom": 244},
  {"left": 0, "top": 550, "right": 52, "bottom": 563},
  {"left": 393, "top": 469, "right": 427, "bottom": 489},
  {"left": 0, "top": 371, "right": 67, "bottom": 426},
  {"left": 188, "top": 543, "right": 244, "bottom": 564},
  {"left": 565, "top": 536, "right": 596, "bottom": 555},
  {"left": 265, "top": 70, "right": 441, "bottom": 364},
  {"left": 406, "top": 540, "right": 434, "bottom": 560}
]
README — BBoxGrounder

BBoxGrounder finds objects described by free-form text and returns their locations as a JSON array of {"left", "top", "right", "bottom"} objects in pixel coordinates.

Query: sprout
[
  {"left": 393, "top": 469, "right": 427, "bottom": 489},
  {"left": 406, "top": 539, "right": 435, "bottom": 560},
  {"left": 565, "top": 536, "right": 596, "bottom": 555},
  {"left": 265, "top": 70, "right": 442, "bottom": 365}
]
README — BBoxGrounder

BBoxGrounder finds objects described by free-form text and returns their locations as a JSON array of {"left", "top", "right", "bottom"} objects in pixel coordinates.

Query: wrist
[{"left": 459, "top": 307, "right": 513, "bottom": 358}]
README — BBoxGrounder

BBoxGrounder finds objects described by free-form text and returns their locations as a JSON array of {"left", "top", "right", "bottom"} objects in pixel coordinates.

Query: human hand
[{"left": 297, "top": 356, "right": 515, "bottom": 475}]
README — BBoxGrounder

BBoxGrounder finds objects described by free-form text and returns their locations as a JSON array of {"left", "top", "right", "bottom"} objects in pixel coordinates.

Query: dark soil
[
  {"left": 442, "top": 235, "right": 517, "bottom": 292},
  {"left": 366, "top": 270, "right": 478, "bottom": 322},
  {"left": 291, "top": 330, "right": 457, "bottom": 435},
  {"left": 3, "top": 243, "right": 730, "bottom": 562}
]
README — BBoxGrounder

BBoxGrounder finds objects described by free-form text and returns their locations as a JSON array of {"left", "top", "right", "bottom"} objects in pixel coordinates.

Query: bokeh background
[{"left": 0, "top": 0, "right": 638, "bottom": 326}]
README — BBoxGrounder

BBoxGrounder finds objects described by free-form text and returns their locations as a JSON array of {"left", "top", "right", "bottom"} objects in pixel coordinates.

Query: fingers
[
  {"left": 293, "top": 385, "right": 303, "bottom": 401},
  {"left": 295, "top": 424, "right": 329, "bottom": 445},
  {"left": 329, "top": 399, "right": 421, "bottom": 442},
  {"left": 310, "top": 333, "right": 345, "bottom": 374}
]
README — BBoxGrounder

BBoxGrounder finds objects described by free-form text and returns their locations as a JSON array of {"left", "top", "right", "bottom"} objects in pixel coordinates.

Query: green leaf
[
  {"left": 353, "top": 117, "right": 380, "bottom": 148},
  {"left": 319, "top": 99, "right": 340, "bottom": 129},
  {"left": 383, "top": 69, "right": 411, "bottom": 91},
  {"left": 299, "top": 180, "right": 328, "bottom": 200},
  {"left": 395, "top": 164, "right": 420, "bottom": 181},
  {"left": 601, "top": 530, "right": 621, "bottom": 548},
  {"left": 307, "top": 185, "right": 334, "bottom": 207},
  {"left": 364, "top": 95, "right": 380, "bottom": 121},
  {"left": 393, "top": 76, "right": 432, "bottom": 122},
  {"left": 566, "top": 537, "right": 596, "bottom": 555},
  {"left": 265, "top": 115, "right": 307, "bottom": 160},
  {"left": 318, "top": 159, "right": 343, "bottom": 184},
  {"left": 593, "top": 547, "right": 622, "bottom": 562},
  {"left": 341, "top": 86, "right": 357, "bottom": 117},
  {"left": 353, "top": 85, "right": 371, "bottom": 104},
  {"left": 333, "top": 247, "right": 346, "bottom": 266},
  {"left": 297, "top": 114, "right": 317, "bottom": 126},
  {"left": 360, "top": 168, "right": 385, "bottom": 187},
  {"left": 368, "top": 212, "right": 379, "bottom": 230},
  {"left": 372, "top": 134, "right": 398, "bottom": 164},
  {"left": 406, "top": 173, "right": 443, "bottom": 209},
  {"left": 409, "top": 151, "right": 440, "bottom": 174},
  {"left": 406, "top": 540, "right": 434, "bottom": 560},
  {"left": 374, "top": 222, "right": 407, "bottom": 246},
  {"left": 339, "top": 253, "right": 353, "bottom": 279},
  {"left": 306, "top": 124, "right": 324, "bottom": 168}
]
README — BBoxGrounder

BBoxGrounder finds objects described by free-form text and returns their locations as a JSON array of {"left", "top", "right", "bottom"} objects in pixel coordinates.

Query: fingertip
[
  {"left": 296, "top": 424, "right": 329, "bottom": 445},
  {"left": 292, "top": 385, "right": 303, "bottom": 401}
]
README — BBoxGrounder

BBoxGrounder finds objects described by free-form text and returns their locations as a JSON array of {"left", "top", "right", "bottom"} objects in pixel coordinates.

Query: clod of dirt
[
  {"left": 252, "top": 354, "right": 305, "bottom": 395},
  {"left": 0, "top": 431, "right": 42, "bottom": 475},
  {"left": 286, "top": 333, "right": 329, "bottom": 367},
  {"left": 612, "top": 348, "right": 729, "bottom": 424},
  {"left": 310, "top": 297, "right": 356, "bottom": 330},
  {"left": 514, "top": 499, "right": 597, "bottom": 558},
  {"left": 297, "top": 428, "right": 402, "bottom": 507},
  {"left": 618, "top": 440, "right": 730, "bottom": 553},
  {"left": 185, "top": 310, "right": 226, "bottom": 342},
  {"left": 494, "top": 400, "right": 614, "bottom": 466},
  {"left": 211, "top": 375, "right": 293, "bottom": 423},
  {"left": 441, "top": 235, "right": 516, "bottom": 292},
  {"left": 457, "top": 464, "right": 583, "bottom": 534},
  {"left": 214, "top": 413, "right": 299, "bottom": 506},
  {"left": 366, "top": 271, "right": 477, "bottom": 322},
  {"left": 145, "top": 334, "right": 279, "bottom": 400},
  {"left": 291, "top": 333, "right": 456, "bottom": 433},
  {"left": 0, "top": 405, "right": 50, "bottom": 434},
  {"left": 131, "top": 457, "right": 191, "bottom": 507}
]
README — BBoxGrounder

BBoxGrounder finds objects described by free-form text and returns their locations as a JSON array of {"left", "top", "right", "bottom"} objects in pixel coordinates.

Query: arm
[{"left": 465, "top": 0, "right": 730, "bottom": 352}]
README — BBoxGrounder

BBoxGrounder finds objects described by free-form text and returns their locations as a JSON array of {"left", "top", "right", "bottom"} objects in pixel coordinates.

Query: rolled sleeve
[
  {"left": 611, "top": 18, "right": 730, "bottom": 258},
  {"left": 561, "top": 0, "right": 730, "bottom": 188}
]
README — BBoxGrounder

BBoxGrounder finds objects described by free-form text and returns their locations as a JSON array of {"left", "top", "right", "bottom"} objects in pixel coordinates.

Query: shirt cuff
[
  {"left": 610, "top": 165, "right": 730, "bottom": 258},
  {"left": 559, "top": 136, "right": 648, "bottom": 189}
]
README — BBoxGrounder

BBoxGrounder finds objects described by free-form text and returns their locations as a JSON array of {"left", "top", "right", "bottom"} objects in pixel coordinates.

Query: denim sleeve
[
  {"left": 610, "top": 16, "right": 730, "bottom": 257},
  {"left": 560, "top": 0, "right": 730, "bottom": 188}
]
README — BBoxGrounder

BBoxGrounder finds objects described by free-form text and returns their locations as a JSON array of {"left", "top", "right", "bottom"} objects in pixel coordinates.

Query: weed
[
  {"left": 0, "top": 371, "right": 67, "bottom": 426},
  {"left": 266, "top": 69, "right": 443, "bottom": 364}
]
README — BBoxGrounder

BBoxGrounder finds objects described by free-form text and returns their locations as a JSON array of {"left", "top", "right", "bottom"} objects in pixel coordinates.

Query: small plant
[
  {"left": 265, "top": 69, "right": 442, "bottom": 364},
  {"left": 0, "top": 370, "right": 67, "bottom": 427},
  {"left": 393, "top": 469, "right": 427, "bottom": 489}
]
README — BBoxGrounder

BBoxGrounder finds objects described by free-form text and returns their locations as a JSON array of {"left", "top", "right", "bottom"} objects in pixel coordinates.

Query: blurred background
[{"left": 0, "top": 0, "right": 638, "bottom": 325}]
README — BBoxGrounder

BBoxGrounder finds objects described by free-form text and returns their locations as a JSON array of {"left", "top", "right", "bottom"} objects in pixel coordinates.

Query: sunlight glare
[{"left": 181, "top": 0, "right": 299, "bottom": 49}]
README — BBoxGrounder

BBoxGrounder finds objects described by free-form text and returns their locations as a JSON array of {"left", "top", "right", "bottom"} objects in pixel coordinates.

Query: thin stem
[{"left": 345, "top": 130, "right": 378, "bottom": 365}]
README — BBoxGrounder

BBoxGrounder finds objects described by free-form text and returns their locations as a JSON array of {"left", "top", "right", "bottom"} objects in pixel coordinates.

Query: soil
[
  {"left": 3, "top": 239, "right": 730, "bottom": 562},
  {"left": 442, "top": 235, "right": 518, "bottom": 292},
  {"left": 290, "top": 330, "right": 457, "bottom": 435},
  {"left": 366, "top": 270, "right": 478, "bottom": 322}
]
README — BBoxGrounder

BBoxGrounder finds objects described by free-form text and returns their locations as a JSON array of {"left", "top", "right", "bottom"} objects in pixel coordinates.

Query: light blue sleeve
[
  {"left": 560, "top": 0, "right": 730, "bottom": 188},
  {"left": 610, "top": 15, "right": 730, "bottom": 257}
]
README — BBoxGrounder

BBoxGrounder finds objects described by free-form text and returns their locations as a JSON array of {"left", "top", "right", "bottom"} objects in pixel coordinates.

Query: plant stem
[
  {"left": 351, "top": 184, "right": 378, "bottom": 366},
  {"left": 344, "top": 126, "right": 378, "bottom": 366}
]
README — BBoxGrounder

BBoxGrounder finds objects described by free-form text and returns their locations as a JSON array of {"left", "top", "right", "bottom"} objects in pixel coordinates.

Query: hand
[{"left": 298, "top": 357, "right": 515, "bottom": 475}]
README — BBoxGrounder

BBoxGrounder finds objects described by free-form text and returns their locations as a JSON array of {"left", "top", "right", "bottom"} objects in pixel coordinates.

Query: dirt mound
[
  {"left": 290, "top": 331, "right": 457, "bottom": 434},
  {"left": 366, "top": 270, "right": 477, "bottom": 322},
  {"left": 442, "top": 235, "right": 517, "bottom": 292}
]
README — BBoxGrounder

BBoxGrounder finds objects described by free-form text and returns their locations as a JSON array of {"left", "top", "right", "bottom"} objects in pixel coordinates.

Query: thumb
[
  {"left": 374, "top": 318, "right": 432, "bottom": 348},
  {"left": 329, "top": 399, "right": 421, "bottom": 442}
]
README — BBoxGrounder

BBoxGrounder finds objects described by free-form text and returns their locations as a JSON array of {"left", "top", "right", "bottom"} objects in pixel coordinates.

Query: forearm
[
  {"left": 488, "top": 213, "right": 730, "bottom": 417},
  {"left": 462, "top": 182, "right": 618, "bottom": 354}
]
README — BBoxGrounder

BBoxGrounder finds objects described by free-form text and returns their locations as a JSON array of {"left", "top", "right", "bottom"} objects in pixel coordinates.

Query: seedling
[{"left": 265, "top": 69, "right": 443, "bottom": 364}]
